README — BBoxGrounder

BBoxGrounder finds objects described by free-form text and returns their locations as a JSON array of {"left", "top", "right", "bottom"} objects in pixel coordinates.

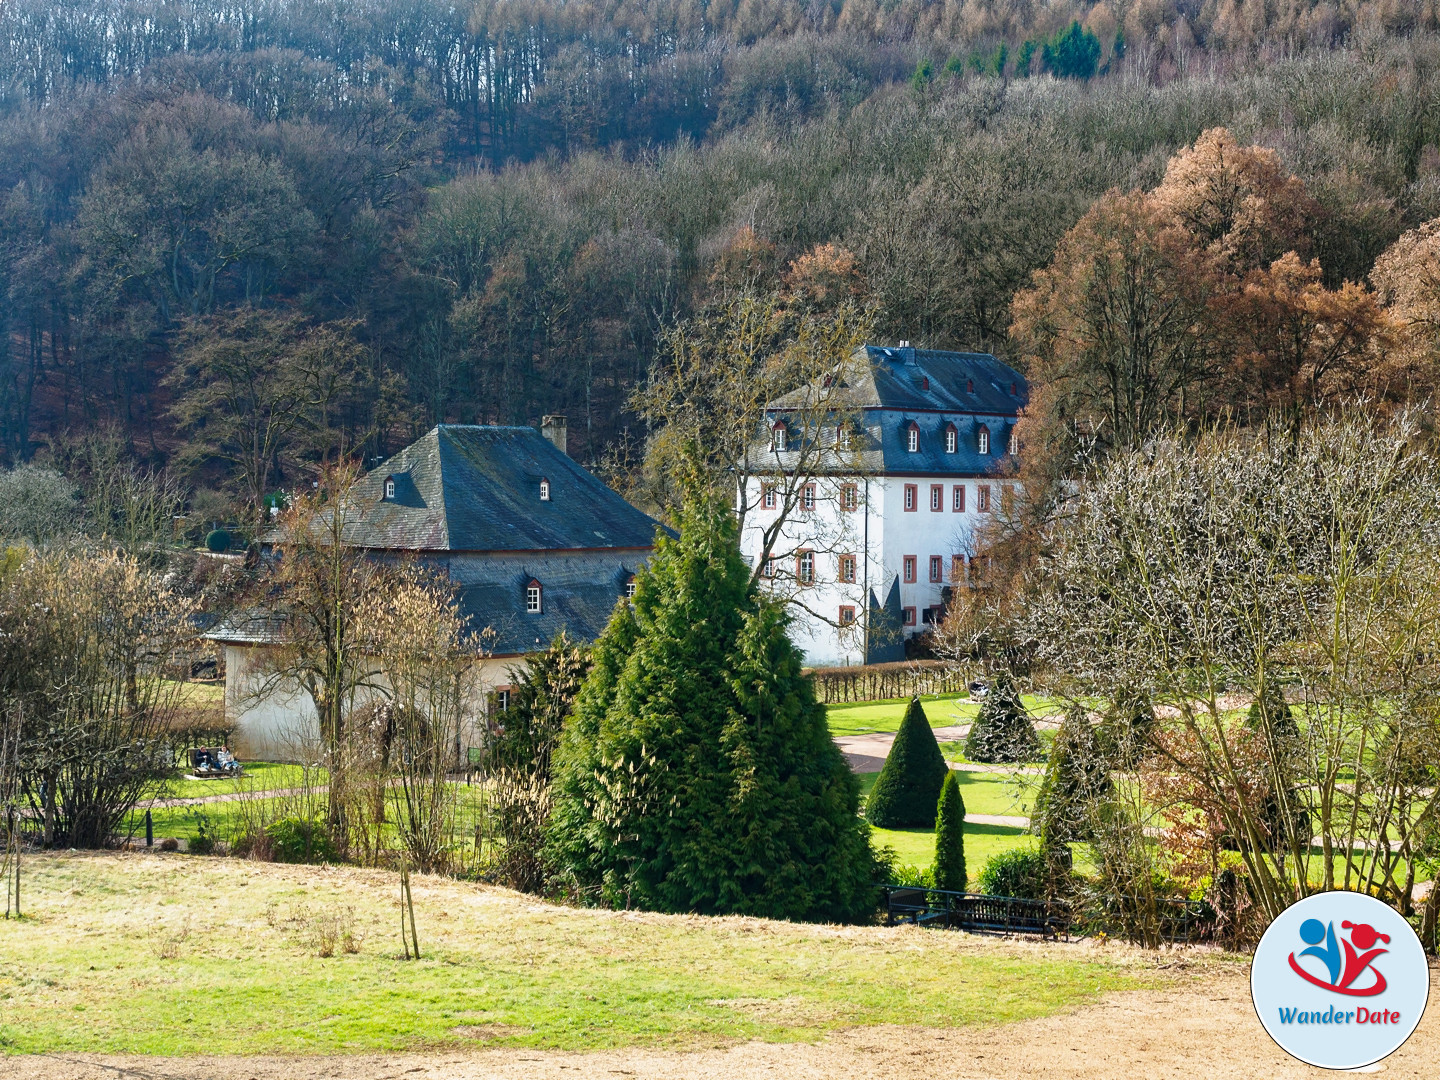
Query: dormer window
[
  {"left": 625, "top": 575, "right": 637, "bottom": 600},
  {"left": 944, "top": 423, "right": 958, "bottom": 454},
  {"left": 525, "top": 579, "right": 543, "bottom": 614},
  {"left": 967, "top": 379, "right": 974, "bottom": 394},
  {"left": 1008, "top": 427, "right": 1018, "bottom": 455},
  {"left": 539, "top": 478, "right": 551, "bottom": 501},
  {"left": 771, "top": 421, "right": 788, "bottom": 453},
  {"left": 905, "top": 422, "right": 919, "bottom": 453},
  {"left": 383, "top": 477, "right": 395, "bottom": 500},
  {"left": 977, "top": 425, "right": 991, "bottom": 455},
  {"left": 920, "top": 376, "right": 930, "bottom": 391},
  {"left": 1010, "top": 382, "right": 1018, "bottom": 396}
]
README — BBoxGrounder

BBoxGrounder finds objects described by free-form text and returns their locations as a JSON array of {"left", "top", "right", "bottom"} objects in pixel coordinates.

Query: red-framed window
[
  {"left": 761, "top": 556, "right": 778, "bottom": 578},
  {"left": 838, "top": 605, "right": 856, "bottom": 626},
  {"left": 761, "top": 483, "right": 777, "bottom": 510},
  {"left": 929, "top": 555, "right": 943, "bottom": 583},
  {"left": 796, "top": 549, "right": 815, "bottom": 585},
  {"left": 951, "top": 554, "right": 966, "bottom": 582},
  {"left": 977, "top": 484, "right": 991, "bottom": 513},
  {"left": 953, "top": 484, "right": 966, "bottom": 512},
  {"left": 930, "top": 484, "right": 943, "bottom": 512},
  {"left": 840, "top": 483, "right": 858, "bottom": 511},
  {"left": 801, "top": 483, "right": 817, "bottom": 511},
  {"left": 771, "top": 421, "right": 788, "bottom": 452},
  {"left": 904, "top": 483, "right": 917, "bottom": 512},
  {"left": 838, "top": 554, "right": 857, "bottom": 583},
  {"left": 525, "top": 579, "right": 543, "bottom": 614},
  {"left": 977, "top": 425, "right": 991, "bottom": 455},
  {"left": 903, "top": 555, "right": 917, "bottom": 583},
  {"left": 905, "top": 422, "right": 920, "bottom": 452},
  {"left": 902, "top": 606, "right": 916, "bottom": 626}
]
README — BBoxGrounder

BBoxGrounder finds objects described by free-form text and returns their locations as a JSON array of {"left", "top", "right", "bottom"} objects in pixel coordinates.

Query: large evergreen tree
[
  {"left": 933, "top": 771, "right": 967, "bottom": 892},
  {"left": 545, "top": 492, "right": 879, "bottom": 922},
  {"left": 866, "top": 696, "right": 949, "bottom": 828},
  {"left": 964, "top": 673, "right": 1040, "bottom": 764}
]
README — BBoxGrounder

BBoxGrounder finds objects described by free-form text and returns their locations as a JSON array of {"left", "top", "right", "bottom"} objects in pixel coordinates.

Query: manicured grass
[
  {"left": 825, "top": 694, "right": 1064, "bottom": 738},
  {"left": 825, "top": 694, "right": 975, "bottom": 737},
  {"left": 856, "top": 770, "right": 1040, "bottom": 884},
  {"left": 149, "top": 761, "right": 322, "bottom": 801},
  {"left": 0, "top": 852, "right": 1161, "bottom": 1055}
]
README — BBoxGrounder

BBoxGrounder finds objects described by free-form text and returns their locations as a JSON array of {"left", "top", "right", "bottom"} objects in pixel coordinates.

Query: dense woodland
[{"left": 6, "top": 0, "right": 1440, "bottom": 518}]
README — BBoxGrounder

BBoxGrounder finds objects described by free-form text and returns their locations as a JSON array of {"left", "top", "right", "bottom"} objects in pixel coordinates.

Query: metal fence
[{"left": 881, "top": 886, "right": 1217, "bottom": 945}]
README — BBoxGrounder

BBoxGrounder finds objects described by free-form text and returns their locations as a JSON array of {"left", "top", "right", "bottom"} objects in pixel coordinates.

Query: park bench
[{"left": 881, "top": 886, "right": 1072, "bottom": 940}]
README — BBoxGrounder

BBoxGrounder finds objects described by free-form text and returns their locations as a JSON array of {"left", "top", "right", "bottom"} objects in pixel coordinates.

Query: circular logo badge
[{"left": 1251, "top": 891, "right": 1430, "bottom": 1070}]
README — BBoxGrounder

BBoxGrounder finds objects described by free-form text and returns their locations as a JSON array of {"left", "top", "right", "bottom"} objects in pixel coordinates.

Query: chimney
[{"left": 541, "top": 414, "right": 568, "bottom": 456}]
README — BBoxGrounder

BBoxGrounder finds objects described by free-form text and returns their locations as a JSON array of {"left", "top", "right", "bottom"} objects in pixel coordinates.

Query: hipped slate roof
[
  {"left": 343, "top": 425, "right": 658, "bottom": 552},
  {"left": 755, "top": 345, "right": 1027, "bottom": 478},
  {"left": 452, "top": 554, "right": 636, "bottom": 657}
]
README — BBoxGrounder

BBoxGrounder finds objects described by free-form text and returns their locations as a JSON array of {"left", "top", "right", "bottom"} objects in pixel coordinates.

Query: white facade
[
  {"left": 739, "top": 473, "right": 1015, "bottom": 666},
  {"left": 738, "top": 344, "right": 1026, "bottom": 667}
]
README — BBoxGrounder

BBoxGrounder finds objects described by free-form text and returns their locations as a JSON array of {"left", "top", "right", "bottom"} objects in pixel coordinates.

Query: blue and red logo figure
[{"left": 1289, "top": 918, "right": 1390, "bottom": 996}]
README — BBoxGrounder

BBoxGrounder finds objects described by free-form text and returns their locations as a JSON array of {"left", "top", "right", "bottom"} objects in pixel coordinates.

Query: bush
[
  {"left": 964, "top": 673, "right": 1040, "bottom": 763},
  {"left": 205, "top": 528, "right": 231, "bottom": 552},
  {"left": 265, "top": 817, "right": 338, "bottom": 863},
  {"left": 545, "top": 492, "right": 881, "bottom": 922},
  {"left": 187, "top": 810, "right": 217, "bottom": 855},
  {"left": 977, "top": 847, "right": 1047, "bottom": 900},
  {"left": 933, "top": 770, "right": 967, "bottom": 892},
  {"left": 866, "top": 697, "right": 949, "bottom": 828}
]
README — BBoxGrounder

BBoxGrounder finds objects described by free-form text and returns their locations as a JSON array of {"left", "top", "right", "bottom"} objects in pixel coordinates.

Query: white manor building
[{"left": 738, "top": 344, "right": 1026, "bottom": 667}]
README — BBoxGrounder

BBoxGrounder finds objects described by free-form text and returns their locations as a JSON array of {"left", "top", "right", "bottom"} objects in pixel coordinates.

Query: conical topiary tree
[
  {"left": 933, "top": 770, "right": 967, "bottom": 892},
  {"left": 1034, "top": 705, "right": 1112, "bottom": 858},
  {"left": 865, "top": 696, "right": 949, "bottom": 828},
  {"left": 544, "top": 490, "right": 881, "bottom": 923},
  {"left": 964, "top": 672, "right": 1040, "bottom": 763},
  {"left": 1100, "top": 688, "right": 1156, "bottom": 768},
  {"left": 1245, "top": 679, "right": 1310, "bottom": 853}
]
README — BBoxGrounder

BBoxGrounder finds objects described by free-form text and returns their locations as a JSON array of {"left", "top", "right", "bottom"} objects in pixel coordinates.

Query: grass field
[
  {"left": 0, "top": 852, "right": 1165, "bottom": 1055},
  {"left": 855, "top": 771, "right": 1038, "bottom": 883},
  {"left": 824, "top": 694, "right": 1064, "bottom": 738}
]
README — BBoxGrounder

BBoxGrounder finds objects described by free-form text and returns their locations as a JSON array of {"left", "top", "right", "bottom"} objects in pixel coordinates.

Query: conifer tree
[
  {"left": 964, "top": 672, "right": 1040, "bottom": 763},
  {"left": 545, "top": 490, "right": 880, "bottom": 922},
  {"left": 866, "top": 696, "right": 949, "bottom": 828},
  {"left": 933, "top": 770, "right": 967, "bottom": 892},
  {"left": 1245, "top": 679, "right": 1310, "bottom": 853},
  {"left": 1034, "top": 705, "right": 1111, "bottom": 852},
  {"left": 1100, "top": 688, "right": 1156, "bottom": 768}
]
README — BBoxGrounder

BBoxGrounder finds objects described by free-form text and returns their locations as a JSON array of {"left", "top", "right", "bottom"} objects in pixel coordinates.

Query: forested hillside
[{"left": 3, "top": 0, "right": 1440, "bottom": 519}]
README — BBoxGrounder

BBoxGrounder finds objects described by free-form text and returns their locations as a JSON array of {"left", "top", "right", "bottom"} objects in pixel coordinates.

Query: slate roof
[
  {"left": 754, "top": 345, "right": 1027, "bottom": 478},
  {"left": 451, "top": 553, "right": 638, "bottom": 657},
  {"left": 342, "top": 425, "right": 658, "bottom": 552}
]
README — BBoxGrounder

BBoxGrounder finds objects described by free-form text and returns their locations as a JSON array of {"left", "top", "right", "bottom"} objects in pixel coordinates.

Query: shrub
[
  {"left": 866, "top": 697, "right": 948, "bottom": 828},
  {"left": 546, "top": 492, "right": 880, "bottom": 922},
  {"left": 159, "top": 837, "right": 179, "bottom": 852},
  {"left": 933, "top": 770, "right": 967, "bottom": 892},
  {"left": 187, "top": 810, "right": 217, "bottom": 855},
  {"left": 964, "top": 673, "right": 1040, "bottom": 763},
  {"left": 977, "top": 847, "right": 1047, "bottom": 899},
  {"left": 889, "top": 863, "right": 934, "bottom": 888},
  {"left": 265, "top": 817, "right": 338, "bottom": 863},
  {"left": 205, "top": 528, "right": 231, "bottom": 552}
]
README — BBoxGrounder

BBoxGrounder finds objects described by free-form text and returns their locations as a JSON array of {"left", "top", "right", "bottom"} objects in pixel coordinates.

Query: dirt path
[{"left": 8, "top": 963, "right": 1436, "bottom": 1079}]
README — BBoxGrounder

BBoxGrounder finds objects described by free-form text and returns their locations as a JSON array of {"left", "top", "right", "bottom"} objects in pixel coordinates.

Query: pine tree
[
  {"left": 1034, "top": 705, "right": 1111, "bottom": 853},
  {"left": 545, "top": 491, "right": 880, "bottom": 922},
  {"left": 865, "top": 696, "right": 949, "bottom": 828},
  {"left": 964, "top": 673, "right": 1040, "bottom": 764},
  {"left": 933, "top": 770, "right": 967, "bottom": 892}
]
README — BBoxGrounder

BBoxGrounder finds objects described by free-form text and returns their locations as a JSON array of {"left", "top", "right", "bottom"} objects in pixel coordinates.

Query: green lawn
[
  {"left": 825, "top": 694, "right": 1064, "bottom": 739},
  {"left": 0, "top": 852, "right": 1163, "bottom": 1055},
  {"left": 148, "top": 761, "right": 322, "bottom": 801},
  {"left": 856, "top": 771, "right": 1039, "bottom": 885}
]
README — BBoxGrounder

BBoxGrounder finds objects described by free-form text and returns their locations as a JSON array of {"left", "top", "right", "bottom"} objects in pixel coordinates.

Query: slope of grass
[{"left": 0, "top": 852, "right": 1163, "bottom": 1055}]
